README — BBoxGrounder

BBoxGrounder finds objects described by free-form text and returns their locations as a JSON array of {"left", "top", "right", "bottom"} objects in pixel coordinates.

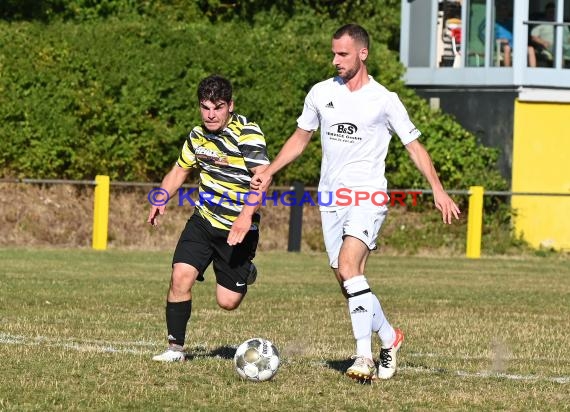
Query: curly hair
[{"left": 197, "top": 75, "right": 232, "bottom": 103}]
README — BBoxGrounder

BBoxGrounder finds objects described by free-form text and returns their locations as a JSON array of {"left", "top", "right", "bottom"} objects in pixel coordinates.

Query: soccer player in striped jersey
[{"left": 148, "top": 75, "right": 269, "bottom": 362}]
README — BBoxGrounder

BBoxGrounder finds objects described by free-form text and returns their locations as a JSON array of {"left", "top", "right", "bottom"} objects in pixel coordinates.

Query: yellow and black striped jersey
[{"left": 176, "top": 113, "right": 269, "bottom": 230}]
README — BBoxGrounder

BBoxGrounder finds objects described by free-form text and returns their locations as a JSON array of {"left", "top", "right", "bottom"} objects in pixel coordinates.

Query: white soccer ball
[{"left": 233, "top": 338, "right": 280, "bottom": 382}]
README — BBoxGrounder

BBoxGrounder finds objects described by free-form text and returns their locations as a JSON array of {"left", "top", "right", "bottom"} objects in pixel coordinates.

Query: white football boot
[
  {"left": 346, "top": 355, "right": 377, "bottom": 382},
  {"left": 152, "top": 346, "right": 185, "bottom": 362},
  {"left": 378, "top": 328, "right": 404, "bottom": 379}
]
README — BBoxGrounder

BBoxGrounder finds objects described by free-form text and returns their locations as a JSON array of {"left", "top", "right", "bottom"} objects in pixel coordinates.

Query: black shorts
[{"left": 172, "top": 212, "right": 259, "bottom": 293}]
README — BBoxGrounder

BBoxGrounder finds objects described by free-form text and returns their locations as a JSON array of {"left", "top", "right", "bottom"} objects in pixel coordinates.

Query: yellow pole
[
  {"left": 92, "top": 175, "right": 110, "bottom": 250},
  {"left": 466, "top": 186, "right": 484, "bottom": 258}
]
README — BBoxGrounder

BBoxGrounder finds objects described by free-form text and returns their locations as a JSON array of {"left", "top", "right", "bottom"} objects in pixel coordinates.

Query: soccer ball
[{"left": 233, "top": 338, "right": 280, "bottom": 381}]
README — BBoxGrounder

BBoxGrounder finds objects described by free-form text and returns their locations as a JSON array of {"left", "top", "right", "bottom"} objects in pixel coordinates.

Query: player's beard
[{"left": 338, "top": 60, "right": 361, "bottom": 82}]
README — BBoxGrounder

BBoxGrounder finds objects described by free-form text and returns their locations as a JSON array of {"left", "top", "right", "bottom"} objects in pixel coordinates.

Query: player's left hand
[
  {"left": 250, "top": 172, "right": 272, "bottom": 192},
  {"left": 433, "top": 190, "right": 461, "bottom": 224},
  {"left": 227, "top": 214, "right": 252, "bottom": 245}
]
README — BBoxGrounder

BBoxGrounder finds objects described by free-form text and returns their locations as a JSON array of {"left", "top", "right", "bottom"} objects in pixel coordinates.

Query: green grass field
[{"left": 1, "top": 249, "right": 569, "bottom": 411}]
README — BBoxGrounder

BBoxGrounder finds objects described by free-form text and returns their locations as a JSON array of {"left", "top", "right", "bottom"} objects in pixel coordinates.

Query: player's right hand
[{"left": 147, "top": 205, "right": 166, "bottom": 227}]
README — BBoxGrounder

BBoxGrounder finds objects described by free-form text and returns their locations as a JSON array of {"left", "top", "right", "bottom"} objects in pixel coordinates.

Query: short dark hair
[
  {"left": 333, "top": 24, "right": 370, "bottom": 49},
  {"left": 197, "top": 75, "right": 232, "bottom": 103}
]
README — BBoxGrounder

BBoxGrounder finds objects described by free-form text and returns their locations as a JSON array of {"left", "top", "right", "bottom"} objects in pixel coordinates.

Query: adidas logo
[
  {"left": 325, "top": 101, "right": 334, "bottom": 108},
  {"left": 363, "top": 230, "right": 369, "bottom": 237},
  {"left": 351, "top": 305, "right": 367, "bottom": 314}
]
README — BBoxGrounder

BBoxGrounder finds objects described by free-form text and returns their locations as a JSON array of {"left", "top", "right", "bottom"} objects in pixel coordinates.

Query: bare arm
[
  {"left": 227, "top": 164, "right": 269, "bottom": 246},
  {"left": 405, "top": 140, "right": 460, "bottom": 224},
  {"left": 147, "top": 164, "right": 192, "bottom": 226},
  {"left": 530, "top": 33, "right": 550, "bottom": 50},
  {"left": 250, "top": 127, "right": 314, "bottom": 192}
]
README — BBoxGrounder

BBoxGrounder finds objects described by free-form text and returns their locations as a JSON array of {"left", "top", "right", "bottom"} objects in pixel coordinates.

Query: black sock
[{"left": 165, "top": 300, "right": 191, "bottom": 346}]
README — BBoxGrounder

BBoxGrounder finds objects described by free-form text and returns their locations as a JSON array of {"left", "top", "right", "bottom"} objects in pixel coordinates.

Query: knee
[
  {"left": 217, "top": 298, "right": 241, "bottom": 311},
  {"left": 171, "top": 271, "right": 187, "bottom": 288},
  {"left": 215, "top": 282, "right": 245, "bottom": 310},
  {"left": 169, "top": 265, "right": 196, "bottom": 296},
  {"left": 337, "top": 267, "right": 358, "bottom": 281}
]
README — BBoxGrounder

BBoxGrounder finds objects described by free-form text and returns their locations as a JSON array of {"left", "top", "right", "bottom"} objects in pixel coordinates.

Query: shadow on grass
[
  {"left": 185, "top": 345, "right": 236, "bottom": 361},
  {"left": 327, "top": 359, "right": 374, "bottom": 385},
  {"left": 327, "top": 359, "right": 352, "bottom": 373}
]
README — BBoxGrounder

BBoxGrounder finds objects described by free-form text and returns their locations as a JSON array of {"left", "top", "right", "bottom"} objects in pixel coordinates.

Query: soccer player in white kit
[{"left": 251, "top": 24, "right": 460, "bottom": 382}]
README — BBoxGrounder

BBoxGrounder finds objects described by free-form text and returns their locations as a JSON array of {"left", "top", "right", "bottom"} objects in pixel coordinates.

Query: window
[
  {"left": 438, "top": 0, "right": 463, "bottom": 67},
  {"left": 401, "top": 0, "right": 570, "bottom": 87},
  {"left": 528, "top": 0, "right": 570, "bottom": 68},
  {"left": 465, "top": 0, "right": 515, "bottom": 67},
  {"left": 466, "top": 0, "right": 487, "bottom": 66}
]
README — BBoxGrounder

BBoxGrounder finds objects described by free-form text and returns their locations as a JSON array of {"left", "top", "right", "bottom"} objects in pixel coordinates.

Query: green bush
[{"left": 0, "top": 3, "right": 507, "bottom": 204}]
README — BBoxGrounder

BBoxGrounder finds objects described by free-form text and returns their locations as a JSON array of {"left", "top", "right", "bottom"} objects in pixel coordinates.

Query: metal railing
[{"left": 2, "top": 177, "right": 569, "bottom": 256}]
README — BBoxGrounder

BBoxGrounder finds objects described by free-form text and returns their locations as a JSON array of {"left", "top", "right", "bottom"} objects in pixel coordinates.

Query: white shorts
[{"left": 320, "top": 205, "right": 388, "bottom": 268}]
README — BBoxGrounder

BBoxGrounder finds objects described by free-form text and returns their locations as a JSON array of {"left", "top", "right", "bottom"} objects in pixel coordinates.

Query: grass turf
[{"left": 0, "top": 248, "right": 568, "bottom": 411}]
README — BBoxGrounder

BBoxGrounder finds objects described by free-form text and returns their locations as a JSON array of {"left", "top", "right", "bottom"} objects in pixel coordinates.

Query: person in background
[
  {"left": 494, "top": 1, "right": 514, "bottom": 66},
  {"left": 530, "top": 2, "right": 570, "bottom": 66},
  {"left": 479, "top": 0, "right": 513, "bottom": 66}
]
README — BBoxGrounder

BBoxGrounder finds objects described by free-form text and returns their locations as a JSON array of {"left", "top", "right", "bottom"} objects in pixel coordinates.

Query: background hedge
[{"left": 0, "top": 1, "right": 508, "bottom": 203}]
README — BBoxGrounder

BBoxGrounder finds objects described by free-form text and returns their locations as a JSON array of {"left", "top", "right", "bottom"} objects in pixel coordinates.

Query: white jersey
[{"left": 297, "top": 76, "right": 421, "bottom": 210}]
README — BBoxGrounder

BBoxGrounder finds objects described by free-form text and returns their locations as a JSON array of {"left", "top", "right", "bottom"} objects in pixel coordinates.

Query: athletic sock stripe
[{"left": 347, "top": 288, "right": 371, "bottom": 298}]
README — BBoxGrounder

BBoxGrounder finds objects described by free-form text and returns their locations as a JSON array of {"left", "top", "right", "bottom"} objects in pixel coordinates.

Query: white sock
[
  {"left": 371, "top": 294, "right": 395, "bottom": 348},
  {"left": 344, "top": 275, "right": 373, "bottom": 359}
]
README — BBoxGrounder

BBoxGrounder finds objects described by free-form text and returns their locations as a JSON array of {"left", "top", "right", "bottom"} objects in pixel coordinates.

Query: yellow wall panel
[{"left": 512, "top": 100, "right": 570, "bottom": 250}]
